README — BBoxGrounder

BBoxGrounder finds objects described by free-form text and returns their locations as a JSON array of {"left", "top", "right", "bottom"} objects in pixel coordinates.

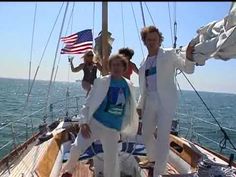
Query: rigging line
[
  {"left": 20, "top": 2, "right": 65, "bottom": 120},
  {"left": 140, "top": 2, "right": 146, "bottom": 27},
  {"left": 144, "top": 2, "right": 155, "bottom": 26},
  {"left": 28, "top": 2, "right": 37, "bottom": 94},
  {"left": 53, "top": 2, "right": 75, "bottom": 84},
  {"left": 44, "top": 2, "right": 69, "bottom": 122},
  {"left": 131, "top": 2, "right": 145, "bottom": 59},
  {"left": 121, "top": 2, "right": 125, "bottom": 46},
  {"left": 68, "top": 2, "right": 75, "bottom": 84},
  {"left": 173, "top": 2, "right": 177, "bottom": 49},
  {"left": 180, "top": 127, "right": 236, "bottom": 153},
  {"left": 179, "top": 70, "right": 236, "bottom": 151},
  {"left": 92, "top": 2, "right": 95, "bottom": 46},
  {"left": 71, "top": 2, "right": 75, "bottom": 34},
  {"left": 167, "top": 2, "right": 174, "bottom": 46}
]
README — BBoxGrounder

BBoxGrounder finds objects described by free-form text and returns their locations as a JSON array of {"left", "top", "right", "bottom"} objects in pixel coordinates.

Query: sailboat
[{"left": 0, "top": 2, "right": 236, "bottom": 177}]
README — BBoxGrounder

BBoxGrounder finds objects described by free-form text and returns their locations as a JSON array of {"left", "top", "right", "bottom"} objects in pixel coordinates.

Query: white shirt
[{"left": 145, "top": 55, "right": 157, "bottom": 92}]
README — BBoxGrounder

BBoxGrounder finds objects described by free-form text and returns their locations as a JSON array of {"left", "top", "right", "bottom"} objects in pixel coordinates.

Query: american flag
[{"left": 61, "top": 29, "right": 93, "bottom": 54}]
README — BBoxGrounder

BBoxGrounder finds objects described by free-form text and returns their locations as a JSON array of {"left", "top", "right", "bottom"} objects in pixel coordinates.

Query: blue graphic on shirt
[
  {"left": 145, "top": 67, "right": 156, "bottom": 77},
  {"left": 93, "top": 78, "right": 130, "bottom": 130},
  {"left": 105, "top": 87, "right": 126, "bottom": 116}
]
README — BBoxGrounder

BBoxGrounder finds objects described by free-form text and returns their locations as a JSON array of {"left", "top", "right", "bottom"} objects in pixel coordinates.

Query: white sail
[
  {"left": 115, "top": 88, "right": 126, "bottom": 106},
  {"left": 182, "top": 2, "right": 236, "bottom": 66}
]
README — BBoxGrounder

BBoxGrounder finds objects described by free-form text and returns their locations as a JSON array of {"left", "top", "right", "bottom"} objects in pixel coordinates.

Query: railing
[
  {"left": 0, "top": 95, "right": 84, "bottom": 159},
  {"left": 178, "top": 113, "right": 236, "bottom": 158},
  {"left": 1, "top": 93, "right": 235, "bottom": 162}
]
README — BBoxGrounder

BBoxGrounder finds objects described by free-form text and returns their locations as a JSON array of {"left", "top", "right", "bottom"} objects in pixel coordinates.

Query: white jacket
[
  {"left": 137, "top": 48, "right": 195, "bottom": 117},
  {"left": 79, "top": 75, "right": 139, "bottom": 137}
]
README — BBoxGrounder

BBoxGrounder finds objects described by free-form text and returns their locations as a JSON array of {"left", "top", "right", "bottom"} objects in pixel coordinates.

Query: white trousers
[
  {"left": 142, "top": 92, "right": 173, "bottom": 176},
  {"left": 63, "top": 118, "right": 120, "bottom": 177}
]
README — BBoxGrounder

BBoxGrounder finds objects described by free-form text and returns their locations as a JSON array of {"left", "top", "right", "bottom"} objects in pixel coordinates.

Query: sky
[{"left": 0, "top": 1, "right": 235, "bottom": 94}]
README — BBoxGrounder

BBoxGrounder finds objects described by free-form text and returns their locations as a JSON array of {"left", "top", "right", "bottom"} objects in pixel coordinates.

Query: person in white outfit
[
  {"left": 61, "top": 54, "right": 139, "bottom": 177},
  {"left": 136, "top": 26, "right": 196, "bottom": 176}
]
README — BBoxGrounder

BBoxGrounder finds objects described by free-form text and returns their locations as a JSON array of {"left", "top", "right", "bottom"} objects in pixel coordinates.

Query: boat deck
[
  {"left": 61, "top": 157, "right": 180, "bottom": 177},
  {"left": 0, "top": 138, "right": 53, "bottom": 177}
]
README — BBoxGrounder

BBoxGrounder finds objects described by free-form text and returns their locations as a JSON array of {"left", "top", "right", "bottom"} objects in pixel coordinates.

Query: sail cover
[
  {"left": 94, "top": 31, "right": 114, "bottom": 59},
  {"left": 184, "top": 2, "right": 236, "bottom": 66}
]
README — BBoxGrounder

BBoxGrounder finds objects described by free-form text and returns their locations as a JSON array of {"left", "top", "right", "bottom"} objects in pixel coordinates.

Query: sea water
[{"left": 0, "top": 78, "right": 235, "bottom": 160}]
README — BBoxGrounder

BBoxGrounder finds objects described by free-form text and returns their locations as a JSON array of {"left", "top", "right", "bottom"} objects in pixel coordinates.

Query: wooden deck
[
  {"left": 0, "top": 138, "right": 53, "bottom": 177},
  {"left": 60, "top": 156, "right": 180, "bottom": 177}
]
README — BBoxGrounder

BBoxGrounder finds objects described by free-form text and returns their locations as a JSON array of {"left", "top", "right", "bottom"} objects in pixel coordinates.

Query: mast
[{"left": 101, "top": 1, "right": 109, "bottom": 76}]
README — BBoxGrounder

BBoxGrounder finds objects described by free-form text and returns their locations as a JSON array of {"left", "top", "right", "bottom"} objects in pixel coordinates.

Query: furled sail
[
  {"left": 183, "top": 2, "right": 236, "bottom": 66},
  {"left": 94, "top": 31, "right": 114, "bottom": 60}
]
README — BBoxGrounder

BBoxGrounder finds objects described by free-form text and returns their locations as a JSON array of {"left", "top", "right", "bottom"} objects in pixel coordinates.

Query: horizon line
[{"left": 0, "top": 76, "right": 235, "bottom": 95}]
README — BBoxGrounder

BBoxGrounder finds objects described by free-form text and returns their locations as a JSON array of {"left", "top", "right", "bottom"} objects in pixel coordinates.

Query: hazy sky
[{"left": 0, "top": 2, "right": 235, "bottom": 94}]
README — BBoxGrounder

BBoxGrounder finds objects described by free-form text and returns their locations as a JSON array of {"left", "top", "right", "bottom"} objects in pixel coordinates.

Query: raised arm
[
  {"left": 70, "top": 59, "right": 84, "bottom": 73},
  {"left": 174, "top": 43, "right": 196, "bottom": 74}
]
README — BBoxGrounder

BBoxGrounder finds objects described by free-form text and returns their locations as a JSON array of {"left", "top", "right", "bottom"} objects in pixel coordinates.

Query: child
[{"left": 61, "top": 54, "right": 139, "bottom": 177}]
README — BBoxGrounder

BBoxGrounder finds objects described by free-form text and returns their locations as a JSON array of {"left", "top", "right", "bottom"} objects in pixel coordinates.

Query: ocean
[{"left": 0, "top": 77, "right": 236, "bottom": 160}]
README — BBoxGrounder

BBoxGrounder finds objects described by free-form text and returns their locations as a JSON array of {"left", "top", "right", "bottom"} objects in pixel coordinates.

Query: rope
[
  {"left": 121, "top": 2, "right": 125, "bottom": 46},
  {"left": 130, "top": 2, "right": 145, "bottom": 59},
  {"left": 140, "top": 2, "right": 146, "bottom": 27},
  {"left": 144, "top": 2, "right": 155, "bottom": 26},
  {"left": 19, "top": 2, "right": 65, "bottom": 123},
  {"left": 179, "top": 70, "right": 236, "bottom": 152},
  {"left": 167, "top": 2, "right": 174, "bottom": 46},
  {"left": 28, "top": 2, "right": 37, "bottom": 94},
  {"left": 44, "top": 2, "right": 69, "bottom": 122}
]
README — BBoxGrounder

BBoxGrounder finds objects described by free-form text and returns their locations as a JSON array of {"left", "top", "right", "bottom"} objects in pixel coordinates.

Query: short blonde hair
[{"left": 108, "top": 54, "right": 128, "bottom": 72}]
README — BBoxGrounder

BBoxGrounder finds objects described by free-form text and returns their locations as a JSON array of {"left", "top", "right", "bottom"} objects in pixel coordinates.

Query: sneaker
[
  {"left": 61, "top": 172, "right": 72, "bottom": 177},
  {"left": 139, "top": 159, "right": 155, "bottom": 168}
]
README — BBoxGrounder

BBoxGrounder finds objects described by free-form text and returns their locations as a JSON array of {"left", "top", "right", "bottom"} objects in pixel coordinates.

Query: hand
[
  {"left": 68, "top": 56, "right": 74, "bottom": 63},
  {"left": 80, "top": 123, "right": 91, "bottom": 139},
  {"left": 93, "top": 55, "right": 99, "bottom": 64},
  {"left": 137, "top": 108, "right": 142, "bottom": 117},
  {"left": 186, "top": 43, "right": 195, "bottom": 62}
]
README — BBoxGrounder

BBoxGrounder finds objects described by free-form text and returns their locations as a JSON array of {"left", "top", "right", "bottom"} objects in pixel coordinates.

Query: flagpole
[{"left": 101, "top": 1, "right": 109, "bottom": 76}]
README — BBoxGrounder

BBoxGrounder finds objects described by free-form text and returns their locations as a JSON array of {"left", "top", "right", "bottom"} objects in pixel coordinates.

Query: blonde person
[
  {"left": 69, "top": 50, "right": 102, "bottom": 97},
  {"left": 61, "top": 54, "right": 139, "bottom": 177}
]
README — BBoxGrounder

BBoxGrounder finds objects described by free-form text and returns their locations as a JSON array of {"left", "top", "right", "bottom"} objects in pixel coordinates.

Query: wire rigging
[
  {"left": 43, "top": 2, "right": 69, "bottom": 122},
  {"left": 121, "top": 2, "right": 126, "bottom": 47},
  {"left": 131, "top": 2, "right": 145, "bottom": 59},
  {"left": 92, "top": 2, "right": 95, "bottom": 46},
  {"left": 180, "top": 71, "right": 236, "bottom": 152},
  {"left": 53, "top": 2, "right": 75, "bottom": 84},
  {"left": 173, "top": 2, "right": 177, "bottom": 49},
  {"left": 140, "top": 2, "right": 146, "bottom": 27},
  {"left": 167, "top": 2, "right": 174, "bottom": 46},
  {"left": 166, "top": 1, "right": 236, "bottom": 152},
  {"left": 20, "top": 2, "right": 65, "bottom": 121},
  {"left": 28, "top": 2, "right": 37, "bottom": 95},
  {"left": 144, "top": 2, "right": 155, "bottom": 26}
]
